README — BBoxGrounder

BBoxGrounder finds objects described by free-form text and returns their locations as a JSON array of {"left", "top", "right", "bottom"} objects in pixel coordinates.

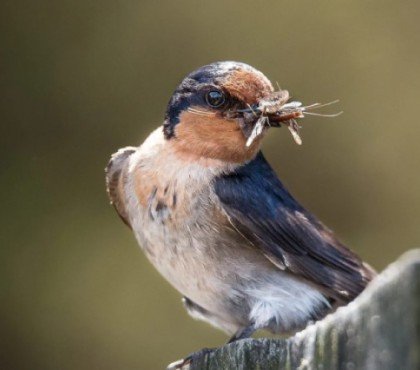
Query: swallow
[{"left": 106, "top": 61, "right": 376, "bottom": 353}]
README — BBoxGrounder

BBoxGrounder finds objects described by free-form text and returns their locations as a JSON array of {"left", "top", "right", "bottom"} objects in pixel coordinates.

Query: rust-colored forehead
[{"left": 219, "top": 68, "right": 274, "bottom": 105}]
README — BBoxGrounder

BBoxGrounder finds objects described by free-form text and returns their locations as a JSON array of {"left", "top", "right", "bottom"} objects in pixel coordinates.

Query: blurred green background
[{"left": 1, "top": 1, "right": 420, "bottom": 369}]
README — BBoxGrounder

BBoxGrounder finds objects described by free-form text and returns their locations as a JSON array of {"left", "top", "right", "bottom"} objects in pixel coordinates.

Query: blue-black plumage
[{"left": 215, "top": 151, "right": 374, "bottom": 303}]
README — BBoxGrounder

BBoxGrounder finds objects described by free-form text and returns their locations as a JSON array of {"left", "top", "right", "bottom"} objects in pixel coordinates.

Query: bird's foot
[
  {"left": 166, "top": 347, "right": 215, "bottom": 370},
  {"left": 227, "top": 323, "right": 256, "bottom": 343}
]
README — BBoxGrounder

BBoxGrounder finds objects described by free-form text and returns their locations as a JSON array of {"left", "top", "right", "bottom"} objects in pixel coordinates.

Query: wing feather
[
  {"left": 214, "top": 152, "right": 375, "bottom": 303},
  {"left": 105, "top": 147, "right": 136, "bottom": 228}
]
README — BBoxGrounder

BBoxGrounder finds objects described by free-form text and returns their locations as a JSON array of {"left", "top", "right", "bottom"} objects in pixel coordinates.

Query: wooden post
[{"left": 168, "top": 250, "right": 420, "bottom": 370}]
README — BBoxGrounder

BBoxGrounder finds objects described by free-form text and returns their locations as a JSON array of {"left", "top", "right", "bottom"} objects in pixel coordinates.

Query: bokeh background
[{"left": 1, "top": 1, "right": 420, "bottom": 369}]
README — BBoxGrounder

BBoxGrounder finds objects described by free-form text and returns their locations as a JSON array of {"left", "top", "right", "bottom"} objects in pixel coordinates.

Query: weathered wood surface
[{"left": 169, "top": 250, "right": 420, "bottom": 370}]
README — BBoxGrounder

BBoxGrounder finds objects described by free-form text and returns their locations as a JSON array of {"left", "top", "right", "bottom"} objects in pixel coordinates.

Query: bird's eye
[{"left": 205, "top": 90, "right": 226, "bottom": 108}]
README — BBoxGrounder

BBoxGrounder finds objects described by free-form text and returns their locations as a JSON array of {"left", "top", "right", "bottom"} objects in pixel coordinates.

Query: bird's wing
[
  {"left": 105, "top": 147, "right": 137, "bottom": 228},
  {"left": 214, "top": 152, "right": 375, "bottom": 303}
]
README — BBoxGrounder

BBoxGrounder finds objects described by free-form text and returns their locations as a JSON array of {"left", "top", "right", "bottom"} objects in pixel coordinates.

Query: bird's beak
[
  {"left": 242, "top": 101, "right": 305, "bottom": 147},
  {"left": 238, "top": 91, "right": 341, "bottom": 147}
]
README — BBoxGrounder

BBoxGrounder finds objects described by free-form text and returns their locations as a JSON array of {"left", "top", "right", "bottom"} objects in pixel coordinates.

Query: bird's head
[{"left": 163, "top": 61, "right": 294, "bottom": 163}]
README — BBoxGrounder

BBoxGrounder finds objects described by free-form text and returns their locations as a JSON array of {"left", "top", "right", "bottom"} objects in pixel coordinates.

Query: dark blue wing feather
[{"left": 214, "top": 152, "right": 375, "bottom": 302}]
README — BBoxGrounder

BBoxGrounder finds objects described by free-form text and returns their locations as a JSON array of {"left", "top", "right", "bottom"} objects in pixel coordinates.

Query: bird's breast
[
  {"left": 123, "top": 129, "right": 248, "bottom": 308},
  {"left": 119, "top": 128, "right": 330, "bottom": 330}
]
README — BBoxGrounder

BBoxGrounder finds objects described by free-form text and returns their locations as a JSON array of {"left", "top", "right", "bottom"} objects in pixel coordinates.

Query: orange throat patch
[{"left": 170, "top": 109, "right": 263, "bottom": 163}]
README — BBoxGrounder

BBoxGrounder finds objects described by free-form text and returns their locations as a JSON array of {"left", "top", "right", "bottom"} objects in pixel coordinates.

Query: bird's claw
[{"left": 166, "top": 347, "right": 214, "bottom": 370}]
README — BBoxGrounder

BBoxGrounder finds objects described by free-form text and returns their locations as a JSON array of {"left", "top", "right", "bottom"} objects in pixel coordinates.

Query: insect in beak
[{"left": 239, "top": 90, "right": 342, "bottom": 147}]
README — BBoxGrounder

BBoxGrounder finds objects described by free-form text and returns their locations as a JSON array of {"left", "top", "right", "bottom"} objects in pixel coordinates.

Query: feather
[
  {"left": 105, "top": 147, "right": 136, "bottom": 228},
  {"left": 214, "top": 152, "right": 376, "bottom": 303}
]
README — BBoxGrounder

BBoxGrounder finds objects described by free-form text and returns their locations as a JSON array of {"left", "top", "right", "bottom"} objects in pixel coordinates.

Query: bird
[{"left": 105, "top": 61, "right": 375, "bottom": 360}]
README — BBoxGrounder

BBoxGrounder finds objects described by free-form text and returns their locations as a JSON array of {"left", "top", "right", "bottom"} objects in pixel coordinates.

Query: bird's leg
[{"left": 227, "top": 323, "right": 256, "bottom": 343}]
